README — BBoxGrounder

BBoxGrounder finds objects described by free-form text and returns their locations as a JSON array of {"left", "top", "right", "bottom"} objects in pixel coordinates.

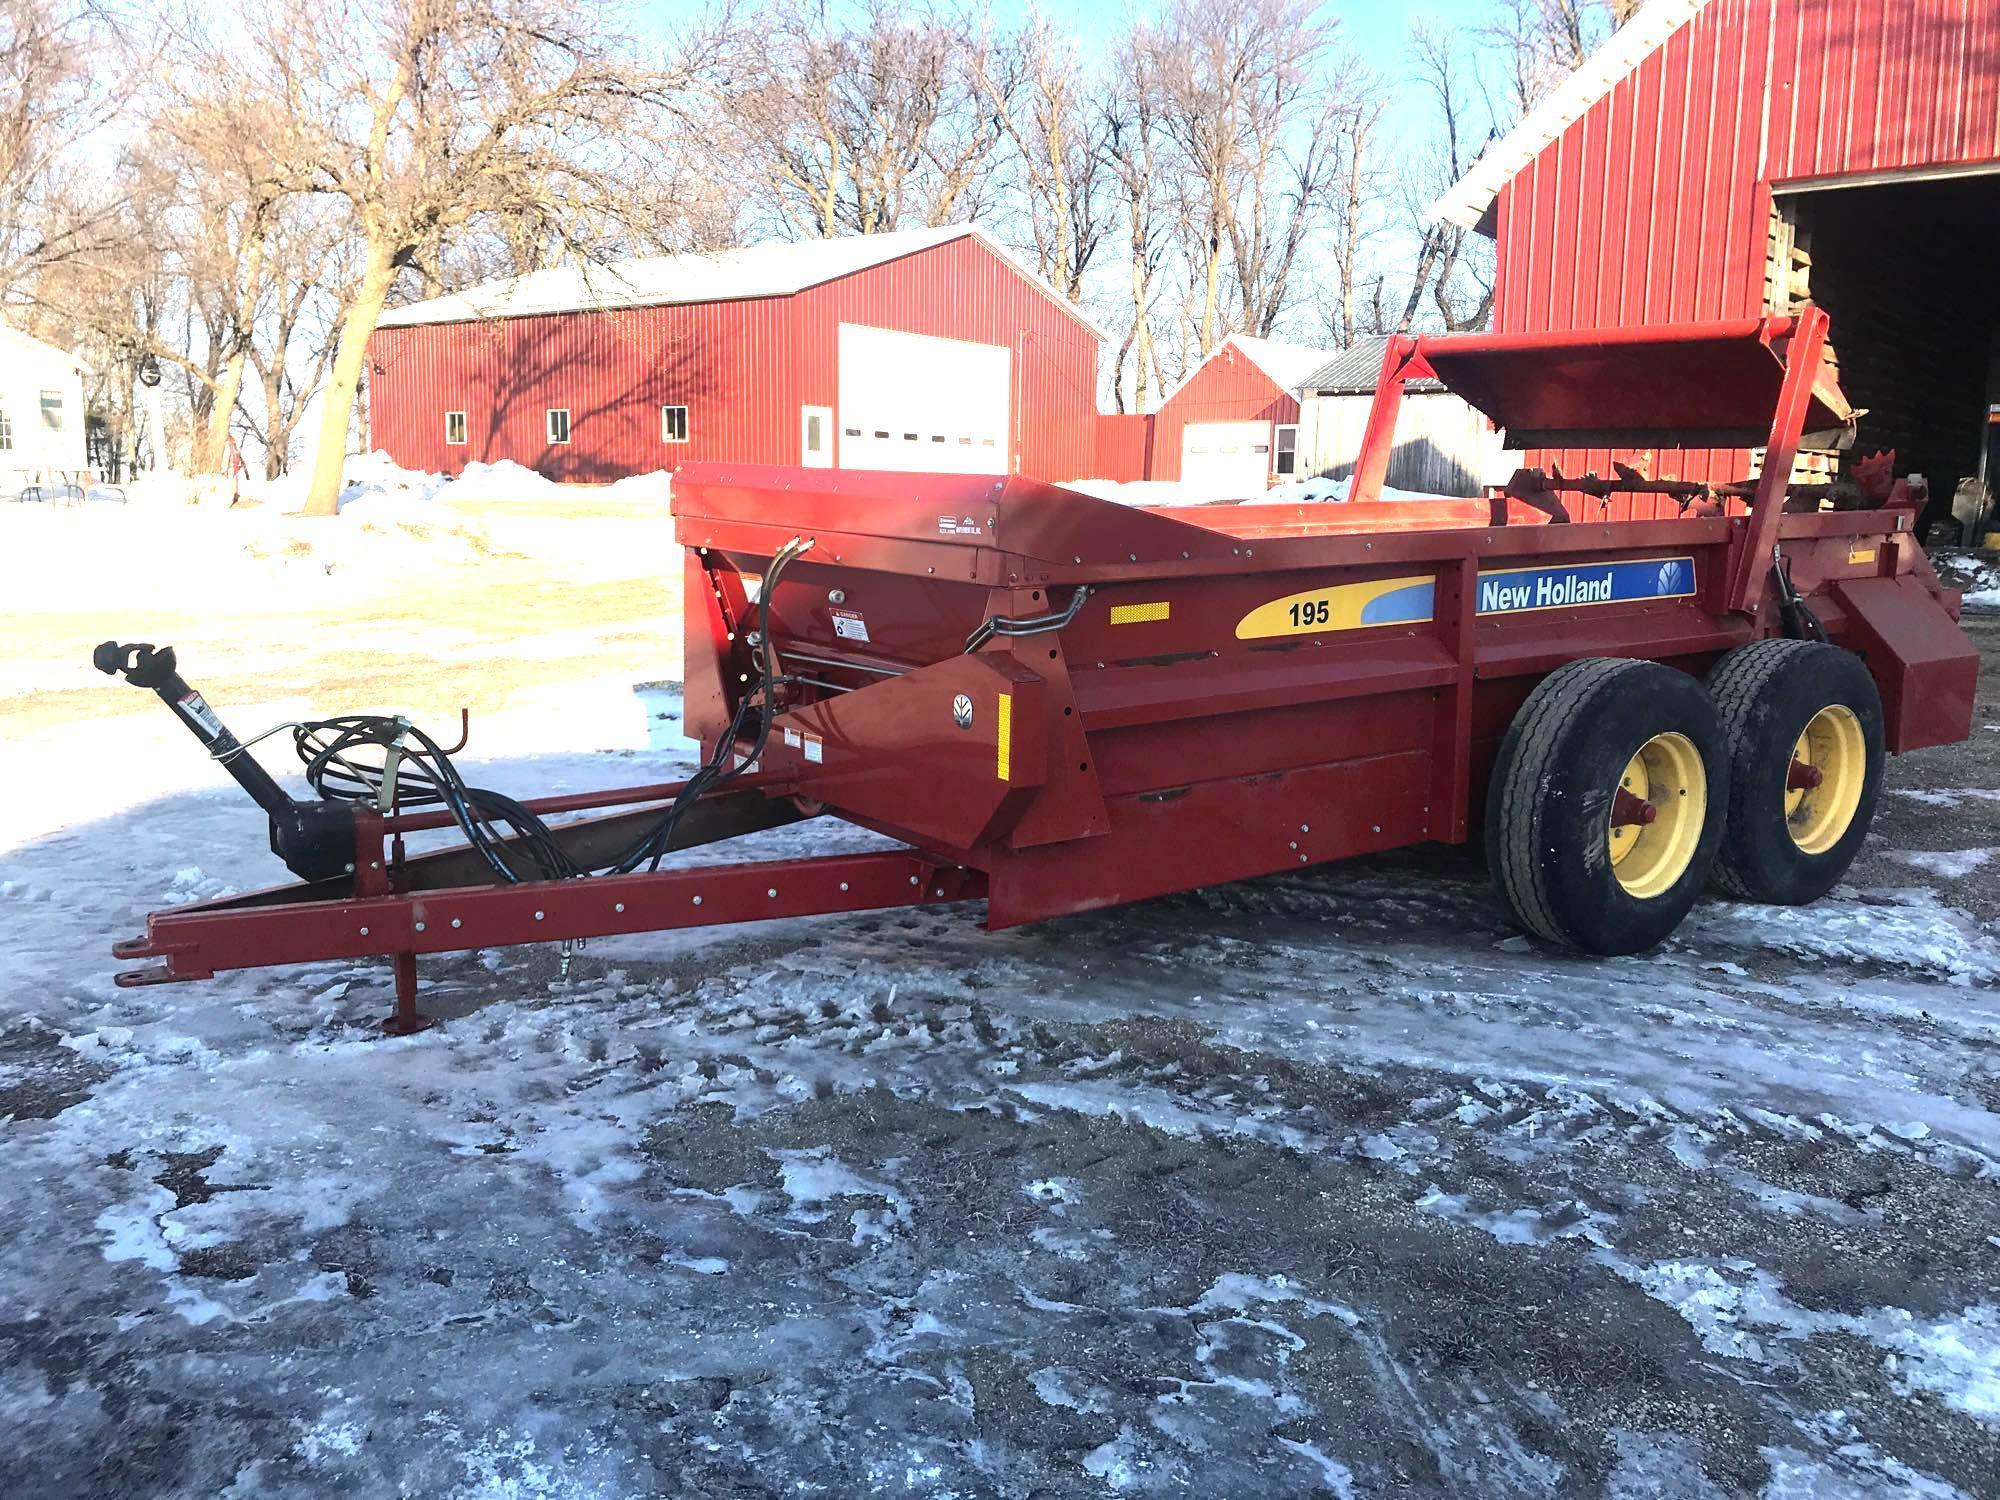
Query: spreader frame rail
[{"left": 115, "top": 846, "right": 985, "bottom": 1030}]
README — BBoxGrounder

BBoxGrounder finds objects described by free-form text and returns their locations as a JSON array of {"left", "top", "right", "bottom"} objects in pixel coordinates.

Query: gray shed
[{"left": 1295, "top": 337, "right": 1512, "bottom": 497}]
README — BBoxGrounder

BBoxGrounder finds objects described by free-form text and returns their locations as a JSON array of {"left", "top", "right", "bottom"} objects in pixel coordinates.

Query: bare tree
[
  {"left": 149, "top": 86, "right": 294, "bottom": 473},
  {"left": 238, "top": 0, "right": 709, "bottom": 516},
  {"left": 246, "top": 202, "right": 353, "bottom": 477},
  {"left": 974, "top": 15, "right": 1110, "bottom": 302},
  {"left": 1321, "top": 82, "right": 1386, "bottom": 348},
  {"left": 33, "top": 15, "right": 319, "bottom": 480},
  {"left": 1147, "top": 0, "right": 1352, "bottom": 355},
  {"left": 1396, "top": 21, "right": 1493, "bottom": 335},
  {"left": 720, "top": 1, "right": 1007, "bottom": 240},
  {"left": 0, "top": 0, "right": 129, "bottom": 297},
  {"left": 1483, "top": 0, "right": 1633, "bottom": 116},
  {"left": 1102, "top": 27, "right": 1168, "bottom": 411}
]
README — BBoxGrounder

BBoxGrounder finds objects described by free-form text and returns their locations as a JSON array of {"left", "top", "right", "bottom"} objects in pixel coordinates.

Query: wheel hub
[
  {"left": 1786, "top": 705, "right": 1865, "bottom": 854},
  {"left": 1606, "top": 732, "right": 1706, "bottom": 898}
]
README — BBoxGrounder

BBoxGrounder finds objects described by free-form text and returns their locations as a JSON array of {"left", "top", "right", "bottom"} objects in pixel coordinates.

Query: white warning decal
[
  {"left": 831, "top": 609, "right": 870, "bottom": 643},
  {"left": 176, "top": 690, "right": 223, "bottom": 737}
]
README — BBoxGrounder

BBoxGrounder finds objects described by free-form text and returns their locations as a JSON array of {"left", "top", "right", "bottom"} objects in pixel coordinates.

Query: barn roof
[
  {"left": 376, "top": 224, "right": 1104, "bottom": 338},
  {"left": 0, "top": 322, "right": 91, "bottom": 374},
  {"left": 1300, "top": 337, "right": 1444, "bottom": 396},
  {"left": 1152, "top": 334, "right": 1345, "bottom": 409},
  {"left": 1430, "top": 0, "right": 1709, "bottom": 235}
]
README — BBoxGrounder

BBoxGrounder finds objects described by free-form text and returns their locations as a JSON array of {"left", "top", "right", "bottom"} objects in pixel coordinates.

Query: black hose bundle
[{"left": 292, "top": 535, "right": 814, "bottom": 884}]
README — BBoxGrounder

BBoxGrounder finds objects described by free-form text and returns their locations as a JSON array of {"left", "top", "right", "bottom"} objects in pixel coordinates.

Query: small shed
[
  {"left": 1296, "top": 338, "right": 1510, "bottom": 497},
  {"left": 0, "top": 324, "right": 89, "bottom": 487},
  {"left": 1141, "top": 335, "right": 1341, "bottom": 493}
]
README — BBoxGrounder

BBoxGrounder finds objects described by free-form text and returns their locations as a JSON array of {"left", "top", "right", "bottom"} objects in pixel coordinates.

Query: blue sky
[
  {"left": 636, "top": 0, "right": 1511, "bottom": 146},
  {"left": 632, "top": 0, "right": 1518, "bottom": 349}
]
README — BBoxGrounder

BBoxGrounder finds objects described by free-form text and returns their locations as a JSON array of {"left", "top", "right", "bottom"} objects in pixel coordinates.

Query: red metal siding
[
  {"left": 1094, "top": 413, "right": 1155, "bottom": 481},
  {"left": 368, "top": 297, "right": 797, "bottom": 482},
  {"left": 786, "top": 235, "right": 1101, "bottom": 482},
  {"left": 1491, "top": 0, "right": 2000, "bottom": 513},
  {"left": 366, "top": 234, "right": 1101, "bottom": 485},
  {"left": 1148, "top": 347, "right": 1301, "bottom": 484}
]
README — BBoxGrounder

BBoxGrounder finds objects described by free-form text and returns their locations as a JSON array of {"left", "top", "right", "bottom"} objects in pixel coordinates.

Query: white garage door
[
  {"left": 837, "top": 323, "right": 1011, "bottom": 475},
  {"left": 1180, "top": 420, "right": 1272, "bottom": 497}
]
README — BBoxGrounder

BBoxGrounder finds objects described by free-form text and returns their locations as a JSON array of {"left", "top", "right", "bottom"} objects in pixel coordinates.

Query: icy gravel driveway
[{"left": 3, "top": 613, "right": 1998, "bottom": 1496}]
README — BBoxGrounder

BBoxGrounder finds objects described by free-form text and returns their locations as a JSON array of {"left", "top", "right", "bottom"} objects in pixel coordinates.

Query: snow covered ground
[
  {"left": 2, "top": 494, "right": 1998, "bottom": 1497},
  {"left": 1932, "top": 550, "right": 2000, "bottom": 613},
  {"left": 1061, "top": 474, "right": 1438, "bottom": 507}
]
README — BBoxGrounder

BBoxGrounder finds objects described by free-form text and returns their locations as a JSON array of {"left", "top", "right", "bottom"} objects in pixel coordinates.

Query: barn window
[
  {"left": 40, "top": 390, "right": 64, "bottom": 432},
  {"left": 801, "top": 406, "right": 832, "bottom": 467},
  {"left": 1273, "top": 424, "right": 1299, "bottom": 476},
  {"left": 0, "top": 400, "right": 11, "bottom": 450},
  {"left": 444, "top": 411, "right": 467, "bottom": 445},
  {"left": 546, "top": 408, "right": 571, "bottom": 444},
  {"left": 661, "top": 405, "right": 689, "bottom": 443}
]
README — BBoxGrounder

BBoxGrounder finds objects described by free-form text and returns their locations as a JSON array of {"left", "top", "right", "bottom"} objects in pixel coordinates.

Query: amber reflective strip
[
  {"left": 996, "top": 693, "right": 1012, "bottom": 781},
  {"left": 1109, "top": 601, "right": 1171, "bottom": 625}
]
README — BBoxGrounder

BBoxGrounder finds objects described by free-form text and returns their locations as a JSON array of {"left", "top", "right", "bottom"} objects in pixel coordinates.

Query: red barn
[
  {"left": 1435, "top": 0, "right": 2000, "bottom": 522},
  {"left": 1116, "top": 335, "right": 1339, "bottom": 492},
  {"left": 366, "top": 226, "right": 1105, "bottom": 485}
]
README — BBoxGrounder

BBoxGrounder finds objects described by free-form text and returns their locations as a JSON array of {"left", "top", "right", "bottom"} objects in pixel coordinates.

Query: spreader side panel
[{"left": 1832, "top": 576, "right": 1979, "bottom": 752}]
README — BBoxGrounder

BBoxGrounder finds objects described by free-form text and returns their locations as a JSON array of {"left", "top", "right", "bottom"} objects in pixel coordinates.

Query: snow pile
[
  {"left": 1267, "top": 474, "right": 1443, "bottom": 505},
  {"left": 0, "top": 450, "right": 678, "bottom": 614},
  {"left": 238, "top": 451, "right": 671, "bottom": 515},
  {"left": 0, "top": 494, "right": 505, "bottom": 613},
  {"left": 1059, "top": 474, "right": 1445, "bottom": 508}
]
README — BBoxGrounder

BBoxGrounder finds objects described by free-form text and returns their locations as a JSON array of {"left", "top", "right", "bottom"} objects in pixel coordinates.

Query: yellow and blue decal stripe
[
  {"left": 1235, "top": 575, "right": 1435, "bottom": 639},
  {"left": 1235, "top": 556, "right": 1697, "bottom": 639}
]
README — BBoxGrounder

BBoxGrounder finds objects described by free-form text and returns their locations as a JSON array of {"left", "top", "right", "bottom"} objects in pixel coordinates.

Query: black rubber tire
[
  {"left": 1485, "top": 658, "right": 1726, "bottom": 955},
  {"left": 1706, "top": 640, "right": 1884, "bottom": 904}
]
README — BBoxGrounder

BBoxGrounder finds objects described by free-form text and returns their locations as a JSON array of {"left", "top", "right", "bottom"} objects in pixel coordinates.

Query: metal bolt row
[{"left": 357, "top": 869, "right": 963, "bottom": 943}]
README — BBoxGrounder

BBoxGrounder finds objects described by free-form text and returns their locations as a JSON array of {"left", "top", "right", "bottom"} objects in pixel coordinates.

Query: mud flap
[{"left": 1831, "top": 576, "right": 1978, "bottom": 752}]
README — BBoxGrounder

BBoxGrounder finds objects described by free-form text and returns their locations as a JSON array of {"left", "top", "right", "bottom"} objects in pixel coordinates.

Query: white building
[
  {"left": 1296, "top": 337, "right": 1512, "bottom": 497},
  {"left": 0, "top": 323, "right": 90, "bottom": 490}
]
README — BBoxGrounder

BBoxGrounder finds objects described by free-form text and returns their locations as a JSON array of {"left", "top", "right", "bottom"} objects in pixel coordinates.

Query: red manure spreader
[{"left": 103, "top": 311, "right": 1977, "bottom": 1031}]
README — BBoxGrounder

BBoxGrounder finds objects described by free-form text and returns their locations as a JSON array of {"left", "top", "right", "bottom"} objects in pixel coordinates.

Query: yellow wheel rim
[
  {"left": 1607, "top": 732, "right": 1707, "bottom": 899},
  {"left": 1786, "top": 704, "right": 1866, "bottom": 854}
]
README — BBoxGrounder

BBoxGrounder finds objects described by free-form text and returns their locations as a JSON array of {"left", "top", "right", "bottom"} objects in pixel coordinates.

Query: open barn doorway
[{"left": 1774, "top": 168, "right": 1999, "bottom": 539}]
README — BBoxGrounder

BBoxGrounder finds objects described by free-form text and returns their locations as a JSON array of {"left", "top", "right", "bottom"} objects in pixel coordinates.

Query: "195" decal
[{"left": 1235, "top": 576, "right": 1434, "bottom": 639}]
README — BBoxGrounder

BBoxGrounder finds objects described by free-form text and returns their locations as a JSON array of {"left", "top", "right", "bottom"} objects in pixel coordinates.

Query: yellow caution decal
[
  {"left": 1235, "top": 575, "right": 1435, "bottom": 639},
  {"left": 1109, "top": 601, "right": 1171, "bottom": 625},
  {"left": 1848, "top": 544, "right": 1877, "bottom": 565},
  {"left": 996, "top": 692, "right": 1012, "bottom": 782}
]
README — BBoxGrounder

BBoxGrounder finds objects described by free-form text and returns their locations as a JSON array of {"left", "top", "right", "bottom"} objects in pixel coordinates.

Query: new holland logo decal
[
  {"left": 1477, "top": 557, "right": 1694, "bottom": 615},
  {"left": 1235, "top": 557, "right": 1696, "bottom": 639}
]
